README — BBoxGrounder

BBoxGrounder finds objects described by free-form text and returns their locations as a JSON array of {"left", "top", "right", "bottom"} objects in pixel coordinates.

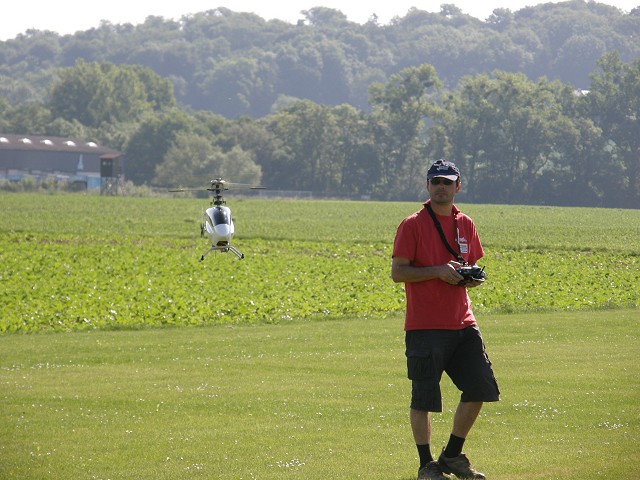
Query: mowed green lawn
[
  {"left": 1, "top": 193, "right": 639, "bottom": 479},
  {"left": 0, "top": 310, "right": 638, "bottom": 479}
]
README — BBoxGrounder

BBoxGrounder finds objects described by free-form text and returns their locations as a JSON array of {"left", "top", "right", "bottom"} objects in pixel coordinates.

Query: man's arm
[{"left": 391, "top": 256, "right": 465, "bottom": 285}]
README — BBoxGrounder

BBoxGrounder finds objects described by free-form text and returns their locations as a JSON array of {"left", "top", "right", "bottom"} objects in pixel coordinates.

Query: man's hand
[
  {"left": 455, "top": 264, "right": 487, "bottom": 288},
  {"left": 439, "top": 262, "right": 465, "bottom": 285}
]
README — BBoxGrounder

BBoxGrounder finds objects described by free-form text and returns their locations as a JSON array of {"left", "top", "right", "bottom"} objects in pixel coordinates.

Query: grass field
[
  {"left": 1, "top": 193, "right": 639, "bottom": 479},
  {"left": 1, "top": 310, "right": 638, "bottom": 479}
]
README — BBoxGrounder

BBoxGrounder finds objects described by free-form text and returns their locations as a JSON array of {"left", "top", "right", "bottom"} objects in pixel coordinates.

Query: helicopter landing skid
[{"left": 199, "top": 245, "right": 245, "bottom": 261}]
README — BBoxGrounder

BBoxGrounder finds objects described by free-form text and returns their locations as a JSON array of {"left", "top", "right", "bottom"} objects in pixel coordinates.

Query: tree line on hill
[
  {"left": 1, "top": 2, "right": 638, "bottom": 116},
  {"left": 0, "top": 2, "right": 638, "bottom": 207}
]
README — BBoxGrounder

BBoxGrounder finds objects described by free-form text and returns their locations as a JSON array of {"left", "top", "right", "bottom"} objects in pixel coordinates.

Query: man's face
[{"left": 427, "top": 177, "right": 461, "bottom": 204}]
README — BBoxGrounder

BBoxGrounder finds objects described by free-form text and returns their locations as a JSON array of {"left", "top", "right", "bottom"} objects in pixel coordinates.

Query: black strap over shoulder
[{"left": 424, "top": 202, "right": 467, "bottom": 265}]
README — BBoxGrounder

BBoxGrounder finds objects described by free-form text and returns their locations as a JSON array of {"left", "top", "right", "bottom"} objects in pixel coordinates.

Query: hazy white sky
[{"left": 1, "top": 1, "right": 638, "bottom": 40}]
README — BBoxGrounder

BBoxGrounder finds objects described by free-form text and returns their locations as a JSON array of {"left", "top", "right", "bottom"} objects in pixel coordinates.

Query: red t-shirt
[{"left": 392, "top": 201, "right": 484, "bottom": 331}]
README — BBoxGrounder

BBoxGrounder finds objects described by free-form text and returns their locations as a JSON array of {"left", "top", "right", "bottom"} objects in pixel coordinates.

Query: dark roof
[{"left": 0, "top": 133, "right": 122, "bottom": 156}]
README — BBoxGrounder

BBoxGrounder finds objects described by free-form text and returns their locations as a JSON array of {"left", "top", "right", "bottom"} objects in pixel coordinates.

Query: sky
[{"left": 1, "top": 0, "right": 638, "bottom": 41}]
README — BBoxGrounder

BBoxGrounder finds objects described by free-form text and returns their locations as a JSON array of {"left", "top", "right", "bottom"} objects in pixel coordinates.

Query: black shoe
[
  {"left": 438, "top": 451, "right": 485, "bottom": 479},
  {"left": 418, "top": 460, "right": 448, "bottom": 480}
]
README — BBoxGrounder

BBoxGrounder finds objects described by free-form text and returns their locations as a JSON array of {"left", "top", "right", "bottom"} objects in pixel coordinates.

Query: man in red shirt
[{"left": 392, "top": 160, "right": 500, "bottom": 480}]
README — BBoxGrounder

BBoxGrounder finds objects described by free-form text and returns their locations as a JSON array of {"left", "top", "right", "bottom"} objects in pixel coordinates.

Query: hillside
[{"left": 1, "top": 1, "right": 638, "bottom": 118}]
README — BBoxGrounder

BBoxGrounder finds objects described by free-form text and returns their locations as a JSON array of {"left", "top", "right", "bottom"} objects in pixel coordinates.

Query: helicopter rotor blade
[
  {"left": 170, "top": 178, "right": 267, "bottom": 193},
  {"left": 206, "top": 182, "right": 267, "bottom": 191},
  {"left": 169, "top": 187, "right": 205, "bottom": 192}
]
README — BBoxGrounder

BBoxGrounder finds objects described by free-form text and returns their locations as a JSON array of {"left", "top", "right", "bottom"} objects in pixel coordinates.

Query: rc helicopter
[{"left": 170, "top": 178, "right": 265, "bottom": 261}]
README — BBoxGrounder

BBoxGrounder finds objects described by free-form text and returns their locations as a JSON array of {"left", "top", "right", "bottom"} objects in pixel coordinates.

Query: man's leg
[
  {"left": 443, "top": 401, "right": 482, "bottom": 457},
  {"left": 411, "top": 409, "right": 434, "bottom": 466},
  {"left": 411, "top": 402, "right": 483, "bottom": 451},
  {"left": 439, "top": 402, "right": 486, "bottom": 479},
  {"left": 411, "top": 409, "right": 448, "bottom": 479},
  {"left": 452, "top": 401, "right": 482, "bottom": 439},
  {"left": 410, "top": 408, "right": 431, "bottom": 444}
]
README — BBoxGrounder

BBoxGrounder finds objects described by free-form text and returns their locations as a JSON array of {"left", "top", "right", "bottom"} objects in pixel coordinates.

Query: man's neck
[{"left": 429, "top": 200, "right": 453, "bottom": 217}]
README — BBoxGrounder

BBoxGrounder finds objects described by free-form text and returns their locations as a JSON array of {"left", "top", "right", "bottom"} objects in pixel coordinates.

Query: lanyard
[{"left": 424, "top": 203, "right": 468, "bottom": 265}]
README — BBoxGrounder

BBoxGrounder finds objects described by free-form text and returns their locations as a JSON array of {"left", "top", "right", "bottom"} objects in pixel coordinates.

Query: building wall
[
  {"left": 0, "top": 150, "right": 101, "bottom": 174},
  {"left": 0, "top": 135, "right": 123, "bottom": 191}
]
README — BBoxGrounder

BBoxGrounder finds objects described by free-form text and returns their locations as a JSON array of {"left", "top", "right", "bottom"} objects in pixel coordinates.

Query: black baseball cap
[{"left": 427, "top": 159, "right": 460, "bottom": 180}]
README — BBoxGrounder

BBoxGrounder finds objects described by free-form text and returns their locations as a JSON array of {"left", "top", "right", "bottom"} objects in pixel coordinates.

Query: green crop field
[
  {"left": 1, "top": 193, "right": 639, "bottom": 479},
  {"left": 1, "top": 194, "right": 638, "bottom": 333}
]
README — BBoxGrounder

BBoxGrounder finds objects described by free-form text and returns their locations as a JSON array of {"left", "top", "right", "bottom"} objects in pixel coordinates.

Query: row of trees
[
  {"left": 1, "top": 2, "right": 639, "bottom": 119},
  {"left": 1, "top": 53, "right": 637, "bottom": 207}
]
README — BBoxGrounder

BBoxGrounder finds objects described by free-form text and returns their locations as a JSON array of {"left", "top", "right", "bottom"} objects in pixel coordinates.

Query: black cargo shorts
[{"left": 405, "top": 326, "right": 500, "bottom": 412}]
